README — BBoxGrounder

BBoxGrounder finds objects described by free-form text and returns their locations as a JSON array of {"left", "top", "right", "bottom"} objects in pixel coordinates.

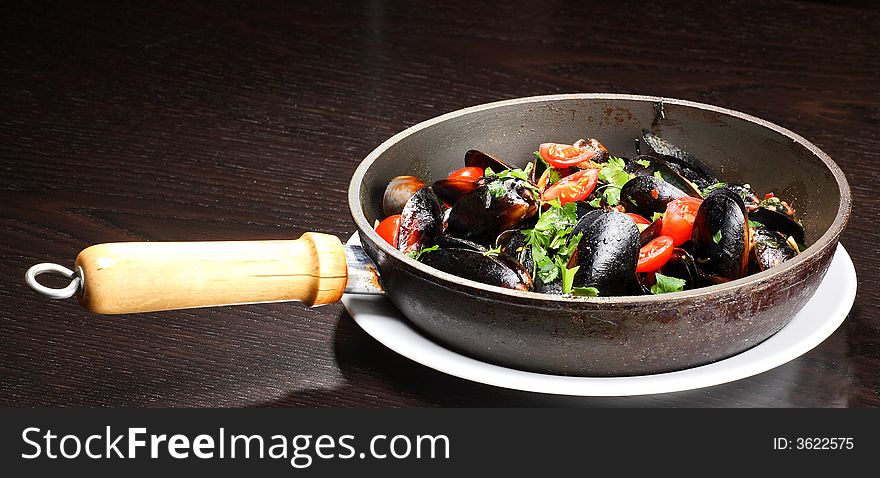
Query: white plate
[{"left": 342, "top": 235, "right": 857, "bottom": 396}]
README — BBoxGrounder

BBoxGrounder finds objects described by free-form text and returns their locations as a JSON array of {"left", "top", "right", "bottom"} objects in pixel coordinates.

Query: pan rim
[{"left": 348, "top": 93, "right": 852, "bottom": 304}]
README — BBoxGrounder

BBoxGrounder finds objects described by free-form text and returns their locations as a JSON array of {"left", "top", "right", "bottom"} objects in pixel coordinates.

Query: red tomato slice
[
  {"left": 661, "top": 197, "right": 704, "bottom": 246},
  {"left": 540, "top": 168, "right": 599, "bottom": 205},
  {"left": 448, "top": 166, "right": 484, "bottom": 182},
  {"left": 539, "top": 142, "right": 603, "bottom": 168},
  {"left": 626, "top": 213, "right": 651, "bottom": 225},
  {"left": 637, "top": 235, "right": 674, "bottom": 273},
  {"left": 375, "top": 214, "right": 401, "bottom": 247}
]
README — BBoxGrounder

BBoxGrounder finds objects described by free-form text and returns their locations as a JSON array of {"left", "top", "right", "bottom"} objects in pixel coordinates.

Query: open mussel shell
[
  {"left": 626, "top": 155, "right": 703, "bottom": 198},
  {"left": 752, "top": 227, "right": 799, "bottom": 271},
  {"left": 446, "top": 178, "right": 538, "bottom": 246},
  {"left": 464, "top": 149, "right": 515, "bottom": 173},
  {"left": 658, "top": 248, "right": 701, "bottom": 290},
  {"left": 620, "top": 175, "right": 688, "bottom": 218},
  {"left": 638, "top": 219, "right": 663, "bottom": 247},
  {"left": 421, "top": 248, "right": 533, "bottom": 291},
  {"left": 568, "top": 211, "right": 640, "bottom": 296},
  {"left": 641, "top": 129, "right": 718, "bottom": 190},
  {"left": 432, "top": 177, "right": 483, "bottom": 206},
  {"left": 750, "top": 206, "right": 805, "bottom": 244},
  {"left": 722, "top": 183, "right": 760, "bottom": 210},
  {"left": 383, "top": 175, "right": 427, "bottom": 216},
  {"left": 397, "top": 187, "right": 443, "bottom": 254},
  {"left": 691, "top": 187, "right": 750, "bottom": 281},
  {"left": 496, "top": 229, "right": 533, "bottom": 272}
]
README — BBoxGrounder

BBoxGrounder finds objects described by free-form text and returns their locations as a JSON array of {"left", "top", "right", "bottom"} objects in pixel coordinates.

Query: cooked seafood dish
[{"left": 374, "top": 130, "right": 805, "bottom": 297}]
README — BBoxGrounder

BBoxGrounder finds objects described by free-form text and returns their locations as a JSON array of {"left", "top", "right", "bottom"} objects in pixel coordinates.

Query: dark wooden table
[{"left": 2, "top": 0, "right": 878, "bottom": 407}]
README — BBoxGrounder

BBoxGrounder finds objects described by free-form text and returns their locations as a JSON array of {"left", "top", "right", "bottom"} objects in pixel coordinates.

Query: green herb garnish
[
  {"left": 597, "top": 156, "right": 633, "bottom": 206},
  {"left": 650, "top": 273, "right": 687, "bottom": 294},
  {"left": 636, "top": 158, "right": 652, "bottom": 168},
  {"left": 571, "top": 286, "right": 600, "bottom": 297},
  {"left": 407, "top": 245, "right": 440, "bottom": 261},
  {"left": 520, "top": 199, "right": 582, "bottom": 285},
  {"left": 713, "top": 230, "right": 722, "bottom": 244},
  {"left": 702, "top": 182, "right": 727, "bottom": 196},
  {"left": 560, "top": 263, "right": 580, "bottom": 294},
  {"left": 482, "top": 245, "right": 503, "bottom": 257},
  {"left": 651, "top": 212, "right": 665, "bottom": 222}
]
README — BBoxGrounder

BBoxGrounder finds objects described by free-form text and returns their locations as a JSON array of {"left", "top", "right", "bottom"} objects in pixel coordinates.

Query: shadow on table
[{"left": 258, "top": 306, "right": 855, "bottom": 408}]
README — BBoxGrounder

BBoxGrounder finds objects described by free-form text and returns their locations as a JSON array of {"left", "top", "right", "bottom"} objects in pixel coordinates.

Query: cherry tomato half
[
  {"left": 539, "top": 142, "right": 603, "bottom": 168},
  {"left": 626, "top": 213, "right": 651, "bottom": 225},
  {"left": 448, "top": 166, "right": 484, "bottom": 182},
  {"left": 637, "top": 235, "right": 674, "bottom": 273},
  {"left": 540, "top": 168, "right": 599, "bottom": 205},
  {"left": 661, "top": 196, "right": 704, "bottom": 246},
  {"left": 375, "top": 214, "right": 401, "bottom": 247}
]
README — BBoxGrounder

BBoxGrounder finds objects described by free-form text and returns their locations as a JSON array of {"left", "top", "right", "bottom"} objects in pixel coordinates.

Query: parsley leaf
[
  {"left": 747, "top": 220, "right": 764, "bottom": 229},
  {"left": 407, "top": 245, "right": 440, "bottom": 261},
  {"left": 654, "top": 171, "right": 664, "bottom": 181},
  {"left": 650, "top": 273, "right": 686, "bottom": 294},
  {"left": 521, "top": 200, "right": 582, "bottom": 285},
  {"left": 487, "top": 180, "right": 507, "bottom": 198},
  {"left": 482, "top": 245, "right": 502, "bottom": 256},
  {"left": 702, "top": 182, "right": 727, "bottom": 196},
  {"left": 713, "top": 230, "right": 722, "bottom": 244},
  {"left": 571, "top": 286, "right": 600, "bottom": 297},
  {"left": 651, "top": 211, "right": 665, "bottom": 222},
  {"left": 636, "top": 158, "right": 652, "bottom": 168},
  {"left": 560, "top": 261, "right": 579, "bottom": 294},
  {"left": 597, "top": 156, "right": 632, "bottom": 207}
]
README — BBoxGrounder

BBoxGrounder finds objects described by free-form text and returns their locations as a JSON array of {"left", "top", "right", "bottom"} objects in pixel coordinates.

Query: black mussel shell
[
  {"left": 750, "top": 207, "right": 805, "bottom": 244},
  {"left": 432, "top": 178, "right": 482, "bottom": 206},
  {"left": 496, "top": 229, "right": 533, "bottom": 273},
  {"left": 722, "top": 183, "right": 760, "bottom": 210},
  {"left": 398, "top": 187, "right": 443, "bottom": 254},
  {"left": 464, "top": 150, "right": 515, "bottom": 174},
  {"left": 620, "top": 175, "right": 688, "bottom": 218},
  {"left": 568, "top": 211, "right": 640, "bottom": 296},
  {"left": 570, "top": 209, "right": 605, "bottom": 242},
  {"left": 383, "top": 175, "right": 427, "bottom": 217},
  {"left": 534, "top": 279, "right": 565, "bottom": 295},
  {"left": 691, "top": 187, "right": 750, "bottom": 281},
  {"left": 446, "top": 178, "right": 538, "bottom": 246},
  {"left": 641, "top": 129, "right": 718, "bottom": 190},
  {"left": 421, "top": 248, "right": 533, "bottom": 291},
  {"left": 639, "top": 219, "right": 663, "bottom": 247},
  {"left": 752, "top": 227, "right": 798, "bottom": 271},
  {"left": 658, "top": 248, "right": 701, "bottom": 290},
  {"left": 435, "top": 235, "right": 486, "bottom": 252}
]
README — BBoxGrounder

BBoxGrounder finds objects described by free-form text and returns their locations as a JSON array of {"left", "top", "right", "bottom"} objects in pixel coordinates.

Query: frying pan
[{"left": 25, "top": 94, "right": 851, "bottom": 377}]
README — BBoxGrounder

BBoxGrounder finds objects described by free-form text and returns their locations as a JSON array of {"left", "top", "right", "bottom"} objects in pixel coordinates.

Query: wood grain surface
[{"left": 1, "top": 0, "right": 878, "bottom": 407}]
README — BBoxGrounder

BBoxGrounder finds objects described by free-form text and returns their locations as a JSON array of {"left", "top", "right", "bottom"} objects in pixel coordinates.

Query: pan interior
[{"left": 359, "top": 96, "right": 841, "bottom": 252}]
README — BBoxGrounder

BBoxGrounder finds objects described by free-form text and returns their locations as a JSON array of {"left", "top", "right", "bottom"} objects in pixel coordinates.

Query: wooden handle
[{"left": 74, "top": 232, "right": 347, "bottom": 314}]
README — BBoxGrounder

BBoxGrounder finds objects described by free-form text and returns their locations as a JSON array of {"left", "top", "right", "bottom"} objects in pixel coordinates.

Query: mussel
[
  {"left": 641, "top": 129, "right": 718, "bottom": 190},
  {"left": 398, "top": 187, "right": 443, "bottom": 254},
  {"left": 383, "top": 175, "right": 427, "bottom": 216},
  {"left": 691, "top": 188, "right": 750, "bottom": 281},
  {"left": 420, "top": 248, "right": 533, "bottom": 291},
  {"left": 496, "top": 229, "right": 534, "bottom": 273},
  {"left": 567, "top": 211, "right": 640, "bottom": 296},
  {"left": 445, "top": 178, "right": 538, "bottom": 246},
  {"left": 751, "top": 227, "right": 798, "bottom": 271},
  {"left": 657, "top": 248, "right": 701, "bottom": 290},
  {"left": 464, "top": 149, "right": 515, "bottom": 173},
  {"left": 619, "top": 175, "right": 688, "bottom": 218},
  {"left": 750, "top": 203, "right": 804, "bottom": 244},
  {"left": 432, "top": 177, "right": 484, "bottom": 206}
]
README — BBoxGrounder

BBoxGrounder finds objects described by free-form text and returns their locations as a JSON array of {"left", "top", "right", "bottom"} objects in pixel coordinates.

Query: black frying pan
[{"left": 26, "top": 94, "right": 851, "bottom": 376}]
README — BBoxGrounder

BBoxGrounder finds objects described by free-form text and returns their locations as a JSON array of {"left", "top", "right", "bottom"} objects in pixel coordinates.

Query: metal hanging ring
[{"left": 25, "top": 263, "right": 83, "bottom": 300}]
